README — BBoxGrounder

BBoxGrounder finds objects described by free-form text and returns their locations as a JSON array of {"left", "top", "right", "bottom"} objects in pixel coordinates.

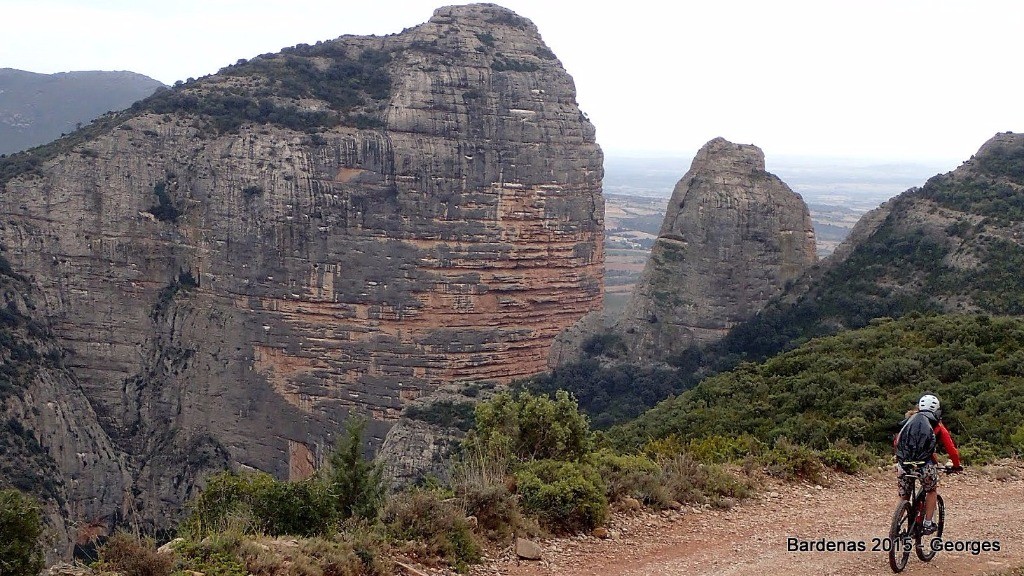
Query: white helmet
[{"left": 918, "top": 394, "right": 940, "bottom": 413}]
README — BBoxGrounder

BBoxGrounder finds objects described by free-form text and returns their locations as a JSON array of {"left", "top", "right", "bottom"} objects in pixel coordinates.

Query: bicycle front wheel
[
  {"left": 889, "top": 500, "right": 912, "bottom": 573},
  {"left": 916, "top": 494, "right": 944, "bottom": 562}
]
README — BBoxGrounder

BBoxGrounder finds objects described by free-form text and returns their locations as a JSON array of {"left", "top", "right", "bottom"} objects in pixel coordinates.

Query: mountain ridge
[
  {"left": 718, "top": 132, "right": 1024, "bottom": 362},
  {"left": 0, "top": 68, "right": 164, "bottom": 155}
]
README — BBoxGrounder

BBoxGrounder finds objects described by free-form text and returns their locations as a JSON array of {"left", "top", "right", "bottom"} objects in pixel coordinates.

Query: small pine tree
[
  {"left": 328, "top": 418, "right": 384, "bottom": 521},
  {"left": 0, "top": 489, "right": 45, "bottom": 576}
]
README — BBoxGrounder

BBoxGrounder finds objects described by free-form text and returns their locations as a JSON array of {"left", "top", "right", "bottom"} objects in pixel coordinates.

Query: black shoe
[{"left": 921, "top": 520, "right": 937, "bottom": 535}]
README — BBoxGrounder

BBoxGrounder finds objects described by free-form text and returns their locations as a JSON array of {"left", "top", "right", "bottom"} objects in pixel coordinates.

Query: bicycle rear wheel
[
  {"left": 889, "top": 500, "right": 912, "bottom": 573},
  {"left": 916, "top": 494, "right": 944, "bottom": 561}
]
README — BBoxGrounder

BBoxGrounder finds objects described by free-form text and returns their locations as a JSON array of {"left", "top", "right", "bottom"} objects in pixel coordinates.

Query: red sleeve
[{"left": 934, "top": 422, "right": 961, "bottom": 467}]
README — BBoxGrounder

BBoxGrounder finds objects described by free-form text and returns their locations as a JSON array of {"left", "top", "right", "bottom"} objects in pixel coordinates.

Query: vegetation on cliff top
[
  {"left": 0, "top": 42, "right": 393, "bottom": 188},
  {"left": 136, "top": 43, "right": 392, "bottom": 135}
]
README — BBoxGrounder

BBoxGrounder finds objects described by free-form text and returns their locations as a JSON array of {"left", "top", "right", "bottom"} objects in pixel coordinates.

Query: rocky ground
[{"left": 467, "top": 462, "right": 1024, "bottom": 576}]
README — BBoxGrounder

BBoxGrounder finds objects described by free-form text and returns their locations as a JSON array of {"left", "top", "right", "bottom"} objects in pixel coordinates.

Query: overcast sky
[{"left": 3, "top": 0, "right": 1021, "bottom": 162}]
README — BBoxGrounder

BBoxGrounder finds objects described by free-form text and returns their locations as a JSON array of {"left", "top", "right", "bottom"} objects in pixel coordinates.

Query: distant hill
[
  {"left": 612, "top": 313, "right": 1024, "bottom": 460},
  {"left": 718, "top": 132, "right": 1024, "bottom": 362},
  {"left": 549, "top": 133, "right": 1024, "bottom": 432},
  {"left": 0, "top": 68, "right": 164, "bottom": 155}
]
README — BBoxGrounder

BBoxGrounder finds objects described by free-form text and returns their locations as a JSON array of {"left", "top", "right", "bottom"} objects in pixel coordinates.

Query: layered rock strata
[
  {"left": 0, "top": 3, "right": 602, "bottom": 534},
  {"left": 0, "top": 270, "right": 131, "bottom": 560},
  {"left": 616, "top": 137, "right": 815, "bottom": 360}
]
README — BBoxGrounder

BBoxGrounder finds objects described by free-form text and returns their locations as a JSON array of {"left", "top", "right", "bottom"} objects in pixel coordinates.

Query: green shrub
[
  {"left": 253, "top": 477, "right": 335, "bottom": 536},
  {"left": 175, "top": 532, "right": 247, "bottom": 576},
  {"left": 183, "top": 471, "right": 334, "bottom": 538},
  {"left": 959, "top": 439, "right": 998, "bottom": 465},
  {"left": 822, "top": 439, "right": 881, "bottom": 473},
  {"left": 821, "top": 447, "right": 860, "bottom": 474},
  {"left": 515, "top": 459, "right": 607, "bottom": 534},
  {"left": 760, "top": 437, "right": 827, "bottom": 484},
  {"left": 185, "top": 419, "right": 383, "bottom": 539},
  {"left": 0, "top": 489, "right": 44, "bottom": 576},
  {"left": 686, "top": 435, "right": 765, "bottom": 464},
  {"left": 460, "top": 482, "right": 523, "bottom": 542},
  {"left": 642, "top": 434, "right": 686, "bottom": 461},
  {"left": 383, "top": 489, "right": 481, "bottom": 573},
  {"left": 464, "top": 390, "right": 591, "bottom": 462},
  {"left": 591, "top": 449, "right": 667, "bottom": 506},
  {"left": 1011, "top": 423, "right": 1024, "bottom": 455},
  {"left": 96, "top": 532, "right": 174, "bottom": 576}
]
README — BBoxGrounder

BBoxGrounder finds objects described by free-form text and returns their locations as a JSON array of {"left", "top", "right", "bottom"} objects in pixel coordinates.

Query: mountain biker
[{"left": 893, "top": 393, "right": 962, "bottom": 535}]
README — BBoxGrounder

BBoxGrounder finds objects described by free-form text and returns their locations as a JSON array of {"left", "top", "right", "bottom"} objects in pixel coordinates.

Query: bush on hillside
[
  {"left": 685, "top": 434, "right": 766, "bottom": 464},
  {"left": 658, "top": 453, "right": 752, "bottom": 507},
  {"left": 958, "top": 439, "right": 998, "bottom": 465},
  {"left": 184, "top": 419, "right": 382, "bottom": 539},
  {"left": 383, "top": 489, "right": 481, "bottom": 573},
  {"left": 514, "top": 459, "right": 607, "bottom": 534},
  {"left": 612, "top": 314, "right": 1024, "bottom": 461},
  {"left": 96, "top": 532, "right": 174, "bottom": 576},
  {"left": 759, "top": 437, "right": 827, "bottom": 484},
  {"left": 464, "top": 390, "right": 591, "bottom": 462},
  {"left": 183, "top": 470, "right": 335, "bottom": 538},
  {"left": 591, "top": 449, "right": 668, "bottom": 506},
  {"left": 0, "top": 489, "right": 45, "bottom": 576}
]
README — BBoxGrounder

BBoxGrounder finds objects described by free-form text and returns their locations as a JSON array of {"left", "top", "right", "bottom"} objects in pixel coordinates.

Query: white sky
[{"left": 2, "top": 0, "right": 1021, "bottom": 162}]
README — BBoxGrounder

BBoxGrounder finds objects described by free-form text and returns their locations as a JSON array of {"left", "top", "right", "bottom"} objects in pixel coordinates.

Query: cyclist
[{"left": 893, "top": 393, "right": 962, "bottom": 535}]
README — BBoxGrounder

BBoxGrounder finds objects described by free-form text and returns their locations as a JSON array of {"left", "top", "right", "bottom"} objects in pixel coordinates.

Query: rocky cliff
[
  {"left": 615, "top": 138, "right": 815, "bottom": 361},
  {"left": 0, "top": 265, "right": 131, "bottom": 561},
  {"left": 0, "top": 3, "right": 602, "bottom": 539}
]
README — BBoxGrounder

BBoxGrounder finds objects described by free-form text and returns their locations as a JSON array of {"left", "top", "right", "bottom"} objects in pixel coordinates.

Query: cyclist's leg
[
  {"left": 896, "top": 466, "right": 912, "bottom": 502},
  {"left": 921, "top": 464, "right": 939, "bottom": 520}
]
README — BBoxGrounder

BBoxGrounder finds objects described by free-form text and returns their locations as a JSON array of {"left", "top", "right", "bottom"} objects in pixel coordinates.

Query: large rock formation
[
  {"left": 616, "top": 138, "right": 815, "bottom": 360},
  {"left": 0, "top": 3, "right": 602, "bottom": 541}
]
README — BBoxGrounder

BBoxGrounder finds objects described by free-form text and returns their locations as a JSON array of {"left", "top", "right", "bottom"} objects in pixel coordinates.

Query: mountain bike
[{"left": 888, "top": 462, "right": 955, "bottom": 573}]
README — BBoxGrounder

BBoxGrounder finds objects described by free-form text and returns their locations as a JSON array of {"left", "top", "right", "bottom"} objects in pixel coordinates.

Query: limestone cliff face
[
  {"left": 616, "top": 138, "right": 815, "bottom": 360},
  {"left": 0, "top": 3, "right": 602, "bottom": 534},
  {"left": 0, "top": 270, "right": 130, "bottom": 560}
]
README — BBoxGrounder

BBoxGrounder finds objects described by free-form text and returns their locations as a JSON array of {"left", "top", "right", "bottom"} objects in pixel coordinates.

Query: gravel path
[{"left": 472, "top": 463, "right": 1024, "bottom": 576}]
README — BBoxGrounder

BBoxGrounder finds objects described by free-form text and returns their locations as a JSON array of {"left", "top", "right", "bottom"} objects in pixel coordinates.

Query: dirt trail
[{"left": 474, "top": 464, "right": 1024, "bottom": 576}]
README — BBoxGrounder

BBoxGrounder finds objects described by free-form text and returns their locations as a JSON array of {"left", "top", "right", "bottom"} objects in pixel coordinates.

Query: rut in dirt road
[{"left": 476, "top": 464, "right": 1024, "bottom": 576}]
